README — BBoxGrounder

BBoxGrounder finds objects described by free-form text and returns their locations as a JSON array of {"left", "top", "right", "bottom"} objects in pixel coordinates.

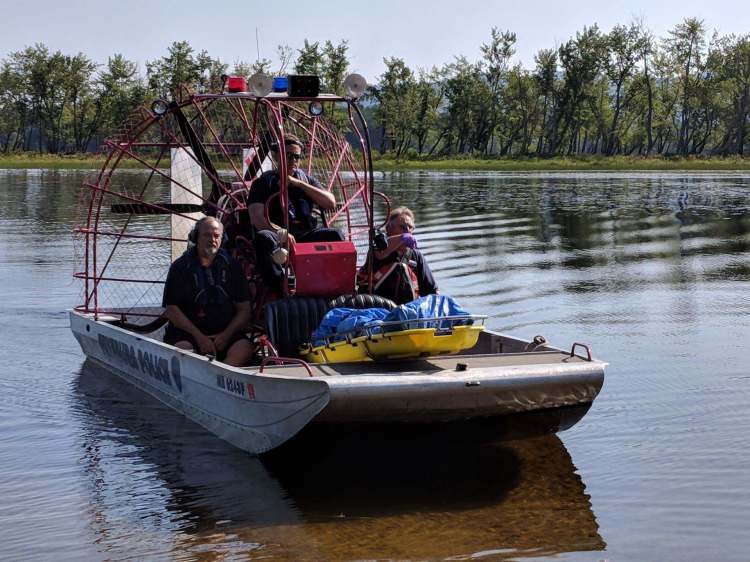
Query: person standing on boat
[
  {"left": 248, "top": 134, "right": 344, "bottom": 291},
  {"left": 358, "top": 206, "right": 438, "bottom": 305},
  {"left": 162, "top": 216, "right": 255, "bottom": 366}
]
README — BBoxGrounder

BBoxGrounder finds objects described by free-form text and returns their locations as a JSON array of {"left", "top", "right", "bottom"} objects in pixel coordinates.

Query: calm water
[{"left": 1, "top": 169, "right": 749, "bottom": 561}]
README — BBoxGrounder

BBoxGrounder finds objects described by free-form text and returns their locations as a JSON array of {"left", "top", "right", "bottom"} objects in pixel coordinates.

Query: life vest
[
  {"left": 363, "top": 249, "right": 420, "bottom": 304},
  {"left": 184, "top": 248, "right": 233, "bottom": 325}
]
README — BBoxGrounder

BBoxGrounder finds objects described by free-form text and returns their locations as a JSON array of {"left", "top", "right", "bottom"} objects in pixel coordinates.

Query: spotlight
[
  {"left": 151, "top": 99, "right": 169, "bottom": 116},
  {"left": 248, "top": 73, "right": 273, "bottom": 97},
  {"left": 343, "top": 73, "right": 367, "bottom": 99}
]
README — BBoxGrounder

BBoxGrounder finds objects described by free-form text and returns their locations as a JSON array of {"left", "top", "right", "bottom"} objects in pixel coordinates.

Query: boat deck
[{"left": 252, "top": 350, "right": 590, "bottom": 379}]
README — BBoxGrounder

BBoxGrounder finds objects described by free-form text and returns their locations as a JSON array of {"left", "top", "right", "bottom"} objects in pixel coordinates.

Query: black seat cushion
[
  {"left": 327, "top": 293, "right": 397, "bottom": 311},
  {"left": 265, "top": 297, "right": 330, "bottom": 358},
  {"left": 265, "top": 294, "right": 398, "bottom": 357}
]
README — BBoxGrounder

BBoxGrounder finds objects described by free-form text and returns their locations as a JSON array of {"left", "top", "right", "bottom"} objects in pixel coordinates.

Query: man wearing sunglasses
[{"left": 248, "top": 134, "right": 344, "bottom": 291}]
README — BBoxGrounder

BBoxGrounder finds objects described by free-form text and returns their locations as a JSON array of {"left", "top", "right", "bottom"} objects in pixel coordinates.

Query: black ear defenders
[{"left": 188, "top": 222, "right": 200, "bottom": 244}]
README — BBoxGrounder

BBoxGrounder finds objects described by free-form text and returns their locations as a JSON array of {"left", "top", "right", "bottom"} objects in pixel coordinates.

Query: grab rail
[
  {"left": 260, "top": 357, "right": 314, "bottom": 376},
  {"left": 570, "top": 342, "right": 592, "bottom": 361},
  {"left": 370, "top": 314, "right": 488, "bottom": 331}
]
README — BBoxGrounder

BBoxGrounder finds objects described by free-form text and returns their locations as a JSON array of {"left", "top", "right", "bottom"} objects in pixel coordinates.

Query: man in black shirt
[
  {"left": 358, "top": 206, "right": 438, "bottom": 304},
  {"left": 248, "top": 134, "right": 344, "bottom": 290},
  {"left": 162, "top": 217, "right": 255, "bottom": 366}
]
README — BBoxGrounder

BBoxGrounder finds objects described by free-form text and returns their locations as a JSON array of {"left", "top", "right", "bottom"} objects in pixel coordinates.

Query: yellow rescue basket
[
  {"left": 300, "top": 315, "right": 486, "bottom": 364},
  {"left": 364, "top": 325, "right": 484, "bottom": 360},
  {"left": 301, "top": 336, "right": 371, "bottom": 364}
]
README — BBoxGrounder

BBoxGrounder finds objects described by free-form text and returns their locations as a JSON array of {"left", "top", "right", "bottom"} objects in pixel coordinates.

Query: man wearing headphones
[
  {"left": 162, "top": 216, "right": 255, "bottom": 366},
  {"left": 248, "top": 133, "right": 344, "bottom": 291}
]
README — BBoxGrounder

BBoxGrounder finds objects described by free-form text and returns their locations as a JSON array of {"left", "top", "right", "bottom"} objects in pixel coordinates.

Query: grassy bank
[
  {"left": 0, "top": 153, "right": 166, "bottom": 169},
  {"left": 2, "top": 152, "right": 750, "bottom": 171},
  {"left": 372, "top": 154, "right": 750, "bottom": 171},
  {"left": 0, "top": 153, "right": 107, "bottom": 169}
]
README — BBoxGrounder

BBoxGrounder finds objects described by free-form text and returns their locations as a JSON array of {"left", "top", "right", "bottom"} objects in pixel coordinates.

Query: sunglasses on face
[{"left": 286, "top": 152, "right": 301, "bottom": 161}]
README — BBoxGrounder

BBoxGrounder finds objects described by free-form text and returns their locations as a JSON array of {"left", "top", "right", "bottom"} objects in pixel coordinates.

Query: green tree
[
  {"left": 10, "top": 44, "right": 71, "bottom": 153},
  {"left": 295, "top": 40, "right": 323, "bottom": 75},
  {"left": 480, "top": 28, "right": 517, "bottom": 154},
  {"left": 322, "top": 40, "right": 349, "bottom": 95},
  {"left": 602, "top": 24, "right": 646, "bottom": 154},
  {"left": 501, "top": 65, "right": 538, "bottom": 154},
  {"left": 146, "top": 41, "right": 217, "bottom": 100},
  {"left": 650, "top": 46, "right": 680, "bottom": 153},
  {"left": 442, "top": 57, "right": 492, "bottom": 154},
  {"left": 713, "top": 34, "right": 750, "bottom": 154},
  {"left": 98, "top": 54, "right": 146, "bottom": 139},
  {"left": 666, "top": 18, "right": 706, "bottom": 154},
  {"left": 533, "top": 48, "right": 557, "bottom": 154},
  {"left": 371, "top": 57, "right": 417, "bottom": 156},
  {"left": 0, "top": 59, "right": 30, "bottom": 151},
  {"left": 412, "top": 69, "right": 443, "bottom": 154},
  {"left": 549, "top": 26, "right": 606, "bottom": 155},
  {"left": 635, "top": 24, "right": 656, "bottom": 154},
  {"left": 65, "top": 53, "right": 100, "bottom": 152}
]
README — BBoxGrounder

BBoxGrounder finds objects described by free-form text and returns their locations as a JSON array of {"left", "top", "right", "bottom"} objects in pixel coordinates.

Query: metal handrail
[
  {"left": 570, "top": 342, "right": 593, "bottom": 361},
  {"left": 260, "top": 357, "right": 314, "bottom": 376},
  {"left": 369, "top": 315, "right": 488, "bottom": 331}
]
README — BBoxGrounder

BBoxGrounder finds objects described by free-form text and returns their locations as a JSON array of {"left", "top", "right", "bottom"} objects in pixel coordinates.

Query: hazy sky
[{"left": 2, "top": 0, "right": 749, "bottom": 82}]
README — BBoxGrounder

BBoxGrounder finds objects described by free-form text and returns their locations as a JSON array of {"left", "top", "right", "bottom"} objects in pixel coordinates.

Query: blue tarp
[
  {"left": 310, "top": 295, "right": 471, "bottom": 346},
  {"left": 382, "top": 295, "right": 471, "bottom": 331},
  {"left": 311, "top": 307, "right": 390, "bottom": 346}
]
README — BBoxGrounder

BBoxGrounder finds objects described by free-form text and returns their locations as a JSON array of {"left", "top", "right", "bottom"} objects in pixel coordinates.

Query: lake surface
[{"left": 1, "top": 169, "right": 749, "bottom": 561}]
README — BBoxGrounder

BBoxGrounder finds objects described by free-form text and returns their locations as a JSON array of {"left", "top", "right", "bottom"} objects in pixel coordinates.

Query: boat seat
[
  {"left": 327, "top": 293, "right": 397, "bottom": 311},
  {"left": 264, "top": 294, "right": 397, "bottom": 358},
  {"left": 265, "top": 297, "right": 330, "bottom": 358}
]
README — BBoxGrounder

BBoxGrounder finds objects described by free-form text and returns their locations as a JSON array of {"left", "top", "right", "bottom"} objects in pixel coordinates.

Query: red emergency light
[{"left": 226, "top": 75, "right": 248, "bottom": 93}]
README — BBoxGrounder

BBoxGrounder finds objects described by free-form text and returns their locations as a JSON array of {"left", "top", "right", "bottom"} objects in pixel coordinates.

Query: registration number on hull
[{"left": 216, "top": 374, "right": 255, "bottom": 400}]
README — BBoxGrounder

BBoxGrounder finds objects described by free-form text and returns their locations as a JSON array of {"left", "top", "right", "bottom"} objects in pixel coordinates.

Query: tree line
[{"left": 2, "top": 18, "right": 749, "bottom": 157}]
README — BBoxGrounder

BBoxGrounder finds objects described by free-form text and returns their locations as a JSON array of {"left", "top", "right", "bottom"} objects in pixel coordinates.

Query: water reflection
[
  {"left": 380, "top": 172, "right": 750, "bottom": 281},
  {"left": 74, "top": 360, "right": 604, "bottom": 560},
  {"left": 4, "top": 169, "right": 750, "bottom": 560}
]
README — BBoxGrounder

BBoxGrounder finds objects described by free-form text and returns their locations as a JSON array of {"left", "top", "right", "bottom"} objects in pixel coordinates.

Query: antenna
[{"left": 255, "top": 28, "right": 260, "bottom": 63}]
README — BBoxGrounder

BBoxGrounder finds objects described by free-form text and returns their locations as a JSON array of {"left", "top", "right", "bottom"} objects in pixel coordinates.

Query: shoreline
[{"left": 2, "top": 154, "right": 750, "bottom": 172}]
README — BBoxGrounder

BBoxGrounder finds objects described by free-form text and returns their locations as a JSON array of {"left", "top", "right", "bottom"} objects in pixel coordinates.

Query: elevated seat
[{"left": 265, "top": 294, "right": 396, "bottom": 358}]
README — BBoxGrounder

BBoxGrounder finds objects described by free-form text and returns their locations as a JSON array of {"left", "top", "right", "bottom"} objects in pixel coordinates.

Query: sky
[{"left": 2, "top": 0, "right": 750, "bottom": 83}]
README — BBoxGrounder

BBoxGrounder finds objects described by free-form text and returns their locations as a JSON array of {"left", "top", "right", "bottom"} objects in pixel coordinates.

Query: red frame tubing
[{"left": 77, "top": 94, "right": 375, "bottom": 321}]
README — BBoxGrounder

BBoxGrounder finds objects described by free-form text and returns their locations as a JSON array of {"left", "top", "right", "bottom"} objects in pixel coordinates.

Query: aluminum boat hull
[{"left": 70, "top": 310, "right": 605, "bottom": 455}]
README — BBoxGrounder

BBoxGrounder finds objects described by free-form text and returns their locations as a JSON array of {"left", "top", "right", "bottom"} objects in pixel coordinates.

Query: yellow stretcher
[
  {"left": 301, "top": 316, "right": 486, "bottom": 364},
  {"left": 301, "top": 335, "right": 371, "bottom": 363}
]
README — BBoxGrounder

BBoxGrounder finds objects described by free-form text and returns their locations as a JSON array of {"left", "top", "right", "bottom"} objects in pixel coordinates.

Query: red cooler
[{"left": 291, "top": 241, "right": 357, "bottom": 297}]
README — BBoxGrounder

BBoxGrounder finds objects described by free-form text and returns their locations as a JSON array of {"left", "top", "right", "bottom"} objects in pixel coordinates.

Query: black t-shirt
[
  {"left": 361, "top": 248, "right": 438, "bottom": 304},
  {"left": 248, "top": 169, "right": 322, "bottom": 237},
  {"left": 162, "top": 249, "right": 250, "bottom": 335}
]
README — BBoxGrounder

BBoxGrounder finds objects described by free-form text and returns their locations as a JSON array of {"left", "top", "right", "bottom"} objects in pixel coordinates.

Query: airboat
[{"left": 69, "top": 73, "right": 606, "bottom": 455}]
